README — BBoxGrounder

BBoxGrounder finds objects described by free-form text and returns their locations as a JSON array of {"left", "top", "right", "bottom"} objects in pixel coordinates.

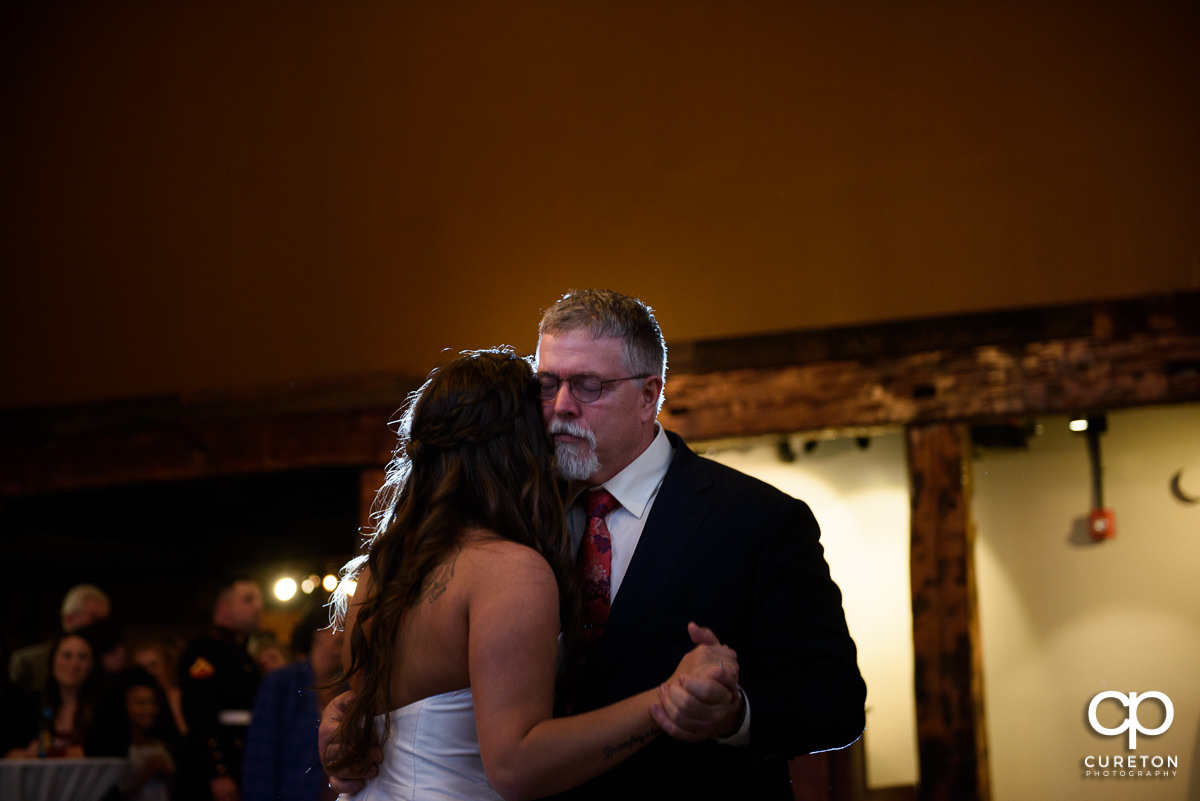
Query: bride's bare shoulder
[
  {"left": 459, "top": 528, "right": 556, "bottom": 584},
  {"left": 458, "top": 531, "right": 560, "bottom": 633}
]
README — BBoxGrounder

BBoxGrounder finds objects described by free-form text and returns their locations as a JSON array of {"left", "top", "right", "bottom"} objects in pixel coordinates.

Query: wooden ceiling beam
[
  {"left": 660, "top": 330, "right": 1200, "bottom": 441},
  {"left": 0, "top": 406, "right": 401, "bottom": 496},
  {"left": 2, "top": 291, "right": 1197, "bottom": 496}
]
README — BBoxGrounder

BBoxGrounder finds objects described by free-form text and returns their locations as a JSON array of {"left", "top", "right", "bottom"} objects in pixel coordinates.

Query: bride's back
[
  {"left": 359, "top": 529, "right": 558, "bottom": 713},
  {"left": 340, "top": 527, "right": 563, "bottom": 801},
  {"left": 328, "top": 348, "right": 576, "bottom": 783}
]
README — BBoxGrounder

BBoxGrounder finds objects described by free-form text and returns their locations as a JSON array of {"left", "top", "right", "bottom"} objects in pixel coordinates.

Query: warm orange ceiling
[{"left": 2, "top": 2, "right": 1197, "bottom": 409}]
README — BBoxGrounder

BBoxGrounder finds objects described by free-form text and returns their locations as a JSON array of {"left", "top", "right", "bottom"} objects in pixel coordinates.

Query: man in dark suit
[
  {"left": 535, "top": 289, "right": 865, "bottom": 799},
  {"left": 322, "top": 289, "right": 864, "bottom": 799}
]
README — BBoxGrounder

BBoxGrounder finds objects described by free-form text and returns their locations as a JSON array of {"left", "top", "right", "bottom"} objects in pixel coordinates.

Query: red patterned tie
[{"left": 578, "top": 489, "right": 619, "bottom": 643}]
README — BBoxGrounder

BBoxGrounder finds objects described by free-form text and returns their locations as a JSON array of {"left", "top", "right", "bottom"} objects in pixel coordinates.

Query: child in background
[
  {"left": 89, "top": 667, "right": 180, "bottom": 801},
  {"left": 131, "top": 642, "right": 188, "bottom": 736},
  {"left": 122, "top": 672, "right": 176, "bottom": 801}
]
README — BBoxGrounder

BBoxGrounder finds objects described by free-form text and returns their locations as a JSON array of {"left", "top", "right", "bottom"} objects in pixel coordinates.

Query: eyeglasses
[{"left": 535, "top": 372, "right": 650, "bottom": 403}]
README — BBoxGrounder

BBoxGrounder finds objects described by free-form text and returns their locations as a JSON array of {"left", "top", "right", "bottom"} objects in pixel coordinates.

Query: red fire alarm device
[
  {"left": 1088, "top": 507, "right": 1116, "bottom": 541},
  {"left": 1074, "top": 414, "right": 1116, "bottom": 542}
]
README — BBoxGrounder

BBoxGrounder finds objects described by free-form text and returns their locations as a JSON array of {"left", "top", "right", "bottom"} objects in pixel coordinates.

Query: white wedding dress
[{"left": 342, "top": 688, "right": 504, "bottom": 801}]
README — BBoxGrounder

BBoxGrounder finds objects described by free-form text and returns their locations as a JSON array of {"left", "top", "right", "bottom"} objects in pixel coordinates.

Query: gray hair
[
  {"left": 61, "top": 584, "right": 110, "bottom": 622},
  {"left": 538, "top": 289, "right": 667, "bottom": 412}
]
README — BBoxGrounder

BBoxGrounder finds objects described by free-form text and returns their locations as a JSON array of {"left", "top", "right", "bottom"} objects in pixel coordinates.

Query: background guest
[
  {"left": 1, "top": 633, "right": 38, "bottom": 758},
  {"left": 80, "top": 617, "right": 129, "bottom": 686},
  {"left": 133, "top": 641, "right": 188, "bottom": 736},
  {"left": 242, "top": 602, "right": 343, "bottom": 801},
  {"left": 90, "top": 667, "right": 181, "bottom": 801},
  {"left": 9, "top": 583, "right": 110, "bottom": 694},
  {"left": 31, "top": 633, "right": 100, "bottom": 757},
  {"left": 177, "top": 577, "right": 262, "bottom": 801},
  {"left": 247, "top": 633, "right": 289, "bottom": 676}
]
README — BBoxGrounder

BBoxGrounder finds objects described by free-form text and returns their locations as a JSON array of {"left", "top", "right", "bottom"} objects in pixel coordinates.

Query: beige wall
[
  {"left": 2, "top": 2, "right": 1198, "bottom": 409},
  {"left": 974, "top": 404, "right": 1200, "bottom": 801},
  {"left": 703, "top": 402, "right": 1200, "bottom": 797}
]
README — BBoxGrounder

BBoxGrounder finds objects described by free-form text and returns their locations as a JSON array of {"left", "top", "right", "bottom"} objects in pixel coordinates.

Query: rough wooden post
[{"left": 907, "top": 423, "right": 990, "bottom": 801}]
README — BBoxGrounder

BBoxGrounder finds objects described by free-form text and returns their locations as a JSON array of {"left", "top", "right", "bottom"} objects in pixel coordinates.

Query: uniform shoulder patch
[{"left": 188, "top": 656, "right": 216, "bottom": 680}]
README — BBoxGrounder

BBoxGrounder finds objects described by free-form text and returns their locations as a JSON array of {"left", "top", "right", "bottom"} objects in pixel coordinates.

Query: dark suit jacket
[
  {"left": 8, "top": 640, "right": 52, "bottom": 695},
  {"left": 557, "top": 431, "right": 866, "bottom": 800}
]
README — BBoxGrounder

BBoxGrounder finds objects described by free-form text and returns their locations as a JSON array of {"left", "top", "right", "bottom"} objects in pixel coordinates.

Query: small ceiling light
[
  {"left": 274, "top": 577, "right": 298, "bottom": 602},
  {"left": 301, "top": 578, "right": 316, "bottom": 594},
  {"left": 323, "top": 574, "right": 339, "bottom": 592},
  {"left": 1069, "top": 418, "right": 1089, "bottom": 432}
]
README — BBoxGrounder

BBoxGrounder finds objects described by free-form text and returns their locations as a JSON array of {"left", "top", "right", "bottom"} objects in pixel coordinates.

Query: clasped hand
[
  {"left": 318, "top": 622, "right": 743, "bottom": 794},
  {"left": 649, "top": 622, "right": 742, "bottom": 742}
]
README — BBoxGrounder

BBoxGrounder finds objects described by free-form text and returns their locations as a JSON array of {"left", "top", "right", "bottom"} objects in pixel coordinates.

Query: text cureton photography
[{"left": 1082, "top": 690, "right": 1179, "bottom": 780}]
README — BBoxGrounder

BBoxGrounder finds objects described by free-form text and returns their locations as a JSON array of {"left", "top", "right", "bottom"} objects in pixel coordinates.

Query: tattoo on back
[{"left": 422, "top": 546, "right": 461, "bottom": 603}]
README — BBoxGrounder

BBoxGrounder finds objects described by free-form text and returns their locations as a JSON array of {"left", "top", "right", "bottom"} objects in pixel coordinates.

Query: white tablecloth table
[{"left": 0, "top": 758, "right": 126, "bottom": 801}]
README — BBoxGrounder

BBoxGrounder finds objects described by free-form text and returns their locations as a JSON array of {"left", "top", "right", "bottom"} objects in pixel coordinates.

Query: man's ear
[{"left": 639, "top": 375, "right": 664, "bottom": 423}]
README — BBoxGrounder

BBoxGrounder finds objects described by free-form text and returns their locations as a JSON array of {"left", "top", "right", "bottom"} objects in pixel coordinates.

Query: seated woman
[
  {"left": 327, "top": 348, "right": 738, "bottom": 801},
  {"left": 17, "top": 633, "right": 100, "bottom": 758}
]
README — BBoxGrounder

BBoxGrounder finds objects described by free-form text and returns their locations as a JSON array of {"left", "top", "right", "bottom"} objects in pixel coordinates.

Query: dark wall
[
  {"left": 0, "top": 467, "right": 361, "bottom": 649},
  {"left": 2, "top": 1, "right": 1198, "bottom": 410}
]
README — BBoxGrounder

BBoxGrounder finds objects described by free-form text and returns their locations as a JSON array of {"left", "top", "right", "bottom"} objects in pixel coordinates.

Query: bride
[{"left": 325, "top": 348, "right": 738, "bottom": 801}]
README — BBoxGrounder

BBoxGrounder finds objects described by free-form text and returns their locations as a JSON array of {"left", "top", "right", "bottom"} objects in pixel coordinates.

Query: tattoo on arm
[
  {"left": 422, "top": 546, "right": 461, "bottom": 603},
  {"left": 602, "top": 725, "right": 661, "bottom": 760}
]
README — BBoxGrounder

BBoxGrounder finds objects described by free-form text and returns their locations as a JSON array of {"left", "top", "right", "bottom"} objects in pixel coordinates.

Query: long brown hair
[
  {"left": 42, "top": 633, "right": 100, "bottom": 740},
  {"left": 329, "top": 347, "right": 579, "bottom": 774}
]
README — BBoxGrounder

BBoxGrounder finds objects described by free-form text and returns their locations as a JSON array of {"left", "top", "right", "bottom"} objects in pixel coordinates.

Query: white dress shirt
[
  {"left": 566, "top": 424, "right": 751, "bottom": 745},
  {"left": 566, "top": 424, "right": 673, "bottom": 600}
]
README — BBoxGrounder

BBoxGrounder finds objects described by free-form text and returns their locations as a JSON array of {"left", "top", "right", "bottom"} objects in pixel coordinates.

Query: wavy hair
[
  {"left": 42, "top": 633, "right": 101, "bottom": 744},
  {"left": 328, "top": 347, "right": 579, "bottom": 774}
]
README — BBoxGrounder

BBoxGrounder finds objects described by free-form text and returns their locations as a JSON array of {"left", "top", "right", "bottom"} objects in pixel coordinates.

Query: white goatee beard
[{"left": 548, "top": 419, "right": 600, "bottom": 481}]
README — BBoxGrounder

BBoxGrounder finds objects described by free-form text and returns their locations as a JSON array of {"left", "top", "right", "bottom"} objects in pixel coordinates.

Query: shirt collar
[{"left": 588, "top": 424, "right": 672, "bottom": 519}]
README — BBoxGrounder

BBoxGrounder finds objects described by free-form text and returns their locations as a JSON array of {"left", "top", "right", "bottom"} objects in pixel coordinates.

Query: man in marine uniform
[{"left": 178, "top": 577, "right": 263, "bottom": 801}]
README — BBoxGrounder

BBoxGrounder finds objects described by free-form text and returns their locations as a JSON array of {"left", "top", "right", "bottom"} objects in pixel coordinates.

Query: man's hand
[
  {"left": 650, "top": 622, "right": 744, "bottom": 742},
  {"left": 319, "top": 690, "right": 381, "bottom": 795}
]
